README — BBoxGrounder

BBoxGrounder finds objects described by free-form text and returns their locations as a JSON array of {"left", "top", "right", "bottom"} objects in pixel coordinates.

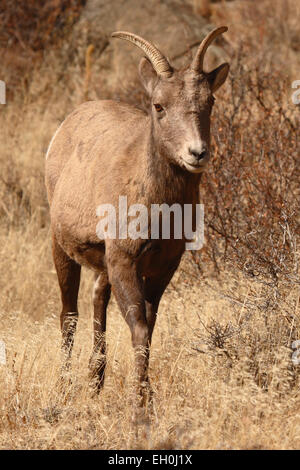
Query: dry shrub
[
  {"left": 199, "top": 49, "right": 299, "bottom": 279},
  {"left": 189, "top": 0, "right": 300, "bottom": 404},
  {"left": 0, "top": 0, "right": 85, "bottom": 50},
  {"left": 0, "top": 0, "right": 86, "bottom": 100}
]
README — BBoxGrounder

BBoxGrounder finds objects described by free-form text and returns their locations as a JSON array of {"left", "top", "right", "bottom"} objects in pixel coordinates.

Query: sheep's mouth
[{"left": 181, "top": 159, "right": 206, "bottom": 173}]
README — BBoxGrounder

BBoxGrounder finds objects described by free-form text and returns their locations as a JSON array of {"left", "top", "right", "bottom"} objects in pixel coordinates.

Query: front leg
[
  {"left": 144, "top": 256, "right": 182, "bottom": 343},
  {"left": 106, "top": 248, "right": 150, "bottom": 411}
]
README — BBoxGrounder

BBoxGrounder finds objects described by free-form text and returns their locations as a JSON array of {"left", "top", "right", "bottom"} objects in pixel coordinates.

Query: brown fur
[{"left": 45, "top": 32, "right": 229, "bottom": 413}]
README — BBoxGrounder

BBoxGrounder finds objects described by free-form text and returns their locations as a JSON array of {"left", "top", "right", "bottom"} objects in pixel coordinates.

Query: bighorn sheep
[{"left": 45, "top": 27, "right": 229, "bottom": 410}]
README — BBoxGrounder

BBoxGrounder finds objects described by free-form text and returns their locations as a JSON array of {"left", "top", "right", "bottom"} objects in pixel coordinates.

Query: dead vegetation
[{"left": 0, "top": 0, "right": 299, "bottom": 449}]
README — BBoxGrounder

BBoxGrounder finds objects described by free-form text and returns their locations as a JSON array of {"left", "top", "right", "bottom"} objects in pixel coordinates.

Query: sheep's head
[{"left": 112, "top": 27, "right": 229, "bottom": 174}]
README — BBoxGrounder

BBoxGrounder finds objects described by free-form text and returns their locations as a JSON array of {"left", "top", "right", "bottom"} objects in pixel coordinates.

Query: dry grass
[
  {"left": 0, "top": 0, "right": 299, "bottom": 449},
  {"left": 1, "top": 258, "right": 300, "bottom": 450},
  {"left": 1, "top": 259, "right": 300, "bottom": 449}
]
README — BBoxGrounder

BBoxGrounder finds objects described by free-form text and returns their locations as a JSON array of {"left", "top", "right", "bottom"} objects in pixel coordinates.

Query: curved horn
[
  {"left": 111, "top": 31, "right": 173, "bottom": 78},
  {"left": 192, "top": 26, "right": 228, "bottom": 73}
]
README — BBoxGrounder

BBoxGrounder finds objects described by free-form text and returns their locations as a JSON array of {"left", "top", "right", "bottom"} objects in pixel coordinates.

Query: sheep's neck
[{"left": 144, "top": 125, "right": 201, "bottom": 206}]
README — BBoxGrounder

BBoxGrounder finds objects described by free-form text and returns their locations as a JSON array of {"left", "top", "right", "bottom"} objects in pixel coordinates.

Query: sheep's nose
[{"left": 189, "top": 148, "right": 208, "bottom": 161}]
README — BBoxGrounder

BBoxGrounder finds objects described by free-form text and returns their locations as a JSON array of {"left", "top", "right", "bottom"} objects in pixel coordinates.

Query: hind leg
[
  {"left": 52, "top": 234, "right": 81, "bottom": 371},
  {"left": 89, "top": 271, "right": 111, "bottom": 391}
]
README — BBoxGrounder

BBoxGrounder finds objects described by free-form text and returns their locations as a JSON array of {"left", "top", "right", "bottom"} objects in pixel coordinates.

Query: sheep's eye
[{"left": 154, "top": 103, "right": 164, "bottom": 113}]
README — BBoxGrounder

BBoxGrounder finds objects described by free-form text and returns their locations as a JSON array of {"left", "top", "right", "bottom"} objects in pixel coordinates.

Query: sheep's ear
[
  {"left": 139, "top": 57, "right": 158, "bottom": 95},
  {"left": 207, "top": 63, "right": 229, "bottom": 93}
]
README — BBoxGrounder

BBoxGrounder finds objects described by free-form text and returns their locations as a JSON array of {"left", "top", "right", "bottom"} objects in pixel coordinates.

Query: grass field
[{"left": 0, "top": 0, "right": 299, "bottom": 449}]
